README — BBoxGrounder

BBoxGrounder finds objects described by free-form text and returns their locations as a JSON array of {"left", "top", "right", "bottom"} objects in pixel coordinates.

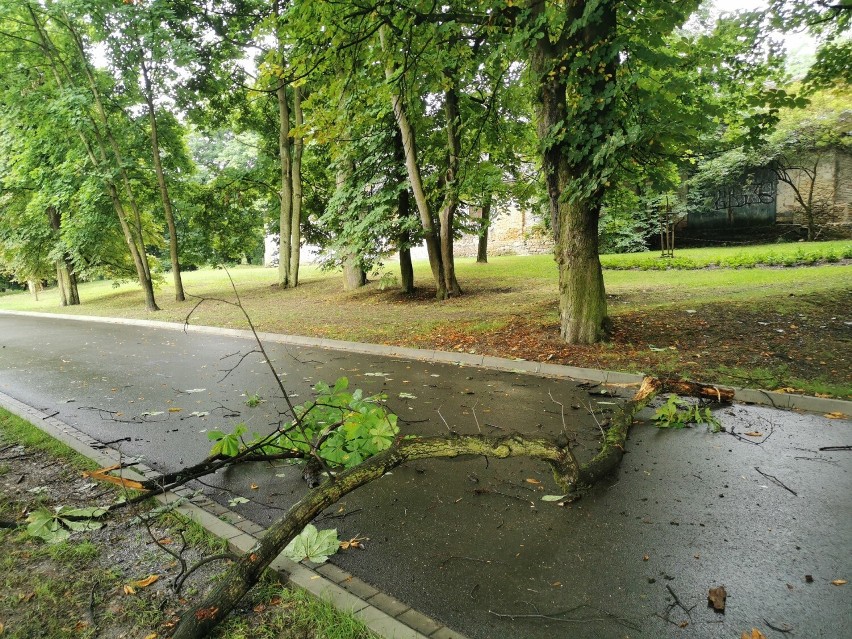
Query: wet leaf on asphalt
[{"left": 708, "top": 585, "right": 727, "bottom": 611}]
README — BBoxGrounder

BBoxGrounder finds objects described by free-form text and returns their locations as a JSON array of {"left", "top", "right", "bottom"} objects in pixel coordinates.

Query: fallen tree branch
[
  {"left": 170, "top": 374, "right": 734, "bottom": 638},
  {"left": 169, "top": 432, "right": 579, "bottom": 639}
]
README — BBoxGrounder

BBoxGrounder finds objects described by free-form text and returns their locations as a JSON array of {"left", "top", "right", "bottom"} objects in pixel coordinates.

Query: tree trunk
[
  {"left": 476, "top": 198, "right": 491, "bottom": 264},
  {"left": 289, "top": 86, "right": 304, "bottom": 287},
  {"left": 335, "top": 162, "right": 366, "bottom": 291},
  {"left": 342, "top": 256, "right": 367, "bottom": 291},
  {"left": 141, "top": 58, "right": 185, "bottom": 302},
  {"left": 381, "top": 26, "right": 447, "bottom": 299},
  {"left": 529, "top": 0, "right": 613, "bottom": 344},
  {"left": 439, "top": 84, "right": 462, "bottom": 296},
  {"left": 276, "top": 81, "right": 293, "bottom": 288},
  {"left": 55, "top": 263, "right": 68, "bottom": 306},
  {"left": 393, "top": 131, "right": 415, "bottom": 294},
  {"left": 27, "top": 280, "right": 40, "bottom": 301},
  {"left": 45, "top": 206, "right": 79, "bottom": 306},
  {"left": 556, "top": 198, "right": 608, "bottom": 343},
  {"left": 273, "top": 2, "right": 293, "bottom": 288}
]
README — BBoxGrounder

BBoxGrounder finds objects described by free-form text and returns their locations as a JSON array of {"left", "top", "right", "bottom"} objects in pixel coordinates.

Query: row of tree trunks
[
  {"left": 46, "top": 206, "right": 80, "bottom": 306},
  {"left": 382, "top": 26, "right": 460, "bottom": 300},
  {"left": 27, "top": 6, "right": 159, "bottom": 311}
]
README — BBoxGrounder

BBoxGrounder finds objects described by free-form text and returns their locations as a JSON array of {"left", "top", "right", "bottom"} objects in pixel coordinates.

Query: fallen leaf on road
[
  {"left": 708, "top": 585, "right": 727, "bottom": 611},
  {"left": 743, "top": 431, "right": 763, "bottom": 437},
  {"left": 250, "top": 483, "right": 259, "bottom": 490},
  {"left": 741, "top": 629, "right": 766, "bottom": 639},
  {"left": 133, "top": 575, "right": 159, "bottom": 589},
  {"left": 525, "top": 478, "right": 541, "bottom": 485},
  {"left": 143, "top": 633, "right": 157, "bottom": 639},
  {"left": 823, "top": 412, "right": 847, "bottom": 419},
  {"left": 340, "top": 536, "right": 368, "bottom": 550},
  {"left": 123, "top": 585, "right": 136, "bottom": 595},
  {"left": 168, "top": 407, "right": 182, "bottom": 413},
  {"left": 831, "top": 579, "right": 847, "bottom": 586}
]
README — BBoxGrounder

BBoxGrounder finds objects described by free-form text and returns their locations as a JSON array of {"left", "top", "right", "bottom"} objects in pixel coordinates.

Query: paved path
[{"left": 1, "top": 313, "right": 850, "bottom": 638}]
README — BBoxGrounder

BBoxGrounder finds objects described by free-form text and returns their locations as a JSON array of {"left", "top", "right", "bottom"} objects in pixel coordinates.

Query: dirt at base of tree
[{"left": 404, "top": 289, "right": 851, "bottom": 397}]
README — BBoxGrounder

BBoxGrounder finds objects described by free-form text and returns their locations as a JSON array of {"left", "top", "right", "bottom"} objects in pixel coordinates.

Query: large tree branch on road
[{"left": 169, "top": 375, "right": 732, "bottom": 639}]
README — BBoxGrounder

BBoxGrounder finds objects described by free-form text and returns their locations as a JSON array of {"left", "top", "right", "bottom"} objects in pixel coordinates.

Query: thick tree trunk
[
  {"left": 55, "top": 263, "right": 68, "bottom": 307},
  {"left": 529, "top": 0, "right": 614, "bottom": 344},
  {"left": 381, "top": 27, "right": 447, "bottom": 299},
  {"left": 141, "top": 59, "right": 185, "bottom": 302},
  {"left": 556, "top": 198, "right": 608, "bottom": 343},
  {"left": 439, "top": 85, "right": 462, "bottom": 296},
  {"left": 335, "top": 162, "right": 366, "bottom": 291},
  {"left": 476, "top": 199, "right": 491, "bottom": 264},
  {"left": 342, "top": 257, "right": 367, "bottom": 291},
  {"left": 289, "top": 87, "right": 304, "bottom": 287}
]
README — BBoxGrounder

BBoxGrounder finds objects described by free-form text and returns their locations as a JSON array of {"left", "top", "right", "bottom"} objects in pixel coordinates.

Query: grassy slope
[{"left": 2, "top": 242, "right": 850, "bottom": 395}]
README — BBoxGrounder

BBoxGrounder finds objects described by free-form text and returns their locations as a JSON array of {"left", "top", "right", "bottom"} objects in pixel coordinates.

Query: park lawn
[{"left": 1, "top": 245, "right": 850, "bottom": 397}]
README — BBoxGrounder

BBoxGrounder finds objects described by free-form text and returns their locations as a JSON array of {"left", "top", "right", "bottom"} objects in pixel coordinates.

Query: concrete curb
[
  {"left": 3, "top": 309, "right": 850, "bottom": 415},
  {"left": 0, "top": 390, "right": 466, "bottom": 639}
]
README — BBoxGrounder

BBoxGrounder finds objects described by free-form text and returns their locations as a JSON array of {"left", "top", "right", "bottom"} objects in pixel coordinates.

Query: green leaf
[
  {"left": 283, "top": 524, "right": 339, "bottom": 564},
  {"left": 541, "top": 495, "right": 567, "bottom": 502}
]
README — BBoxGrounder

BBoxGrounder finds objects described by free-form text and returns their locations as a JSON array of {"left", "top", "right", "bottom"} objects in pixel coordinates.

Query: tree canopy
[{"left": 0, "top": 0, "right": 848, "bottom": 341}]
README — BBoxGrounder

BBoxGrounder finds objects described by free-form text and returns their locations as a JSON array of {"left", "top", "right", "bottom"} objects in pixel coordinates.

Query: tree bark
[
  {"left": 439, "top": 84, "right": 462, "bottom": 296},
  {"left": 276, "top": 82, "right": 293, "bottom": 288},
  {"left": 274, "top": 1, "right": 293, "bottom": 288},
  {"left": 289, "top": 86, "right": 304, "bottom": 287},
  {"left": 45, "top": 207, "right": 79, "bottom": 306},
  {"left": 393, "top": 131, "right": 415, "bottom": 294},
  {"left": 381, "top": 27, "right": 447, "bottom": 299},
  {"left": 342, "top": 256, "right": 367, "bottom": 291},
  {"left": 140, "top": 56, "right": 185, "bottom": 302},
  {"left": 476, "top": 198, "right": 491, "bottom": 264},
  {"left": 336, "top": 162, "right": 366, "bottom": 291},
  {"left": 529, "top": 0, "right": 614, "bottom": 344}
]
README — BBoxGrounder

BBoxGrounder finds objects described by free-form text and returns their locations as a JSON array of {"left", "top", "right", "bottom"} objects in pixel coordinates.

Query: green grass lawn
[{"left": 2, "top": 242, "right": 850, "bottom": 396}]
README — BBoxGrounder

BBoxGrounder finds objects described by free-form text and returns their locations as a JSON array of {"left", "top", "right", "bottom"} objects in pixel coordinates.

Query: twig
[
  {"left": 436, "top": 406, "right": 451, "bottom": 432},
  {"left": 820, "top": 445, "right": 851, "bottom": 451},
  {"left": 439, "top": 555, "right": 503, "bottom": 567},
  {"left": 763, "top": 618, "right": 793, "bottom": 633},
  {"left": 489, "top": 603, "right": 639, "bottom": 631},
  {"left": 548, "top": 390, "right": 567, "bottom": 435},
  {"left": 754, "top": 467, "right": 797, "bottom": 496},
  {"left": 86, "top": 580, "right": 98, "bottom": 629},
  {"left": 470, "top": 401, "right": 481, "bottom": 433},
  {"left": 666, "top": 584, "right": 696, "bottom": 620}
]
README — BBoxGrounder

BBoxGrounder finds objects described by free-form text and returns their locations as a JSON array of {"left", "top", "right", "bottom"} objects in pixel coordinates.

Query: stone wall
[
  {"left": 453, "top": 202, "right": 553, "bottom": 257},
  {"left": 776, "top": 149, "right": 852, "bottom": 229}
]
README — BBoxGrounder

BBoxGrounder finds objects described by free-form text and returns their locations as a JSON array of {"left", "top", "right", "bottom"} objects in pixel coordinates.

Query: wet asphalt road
[{"left": 1, "top": 313, "right": 850, "bottom": 638}]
